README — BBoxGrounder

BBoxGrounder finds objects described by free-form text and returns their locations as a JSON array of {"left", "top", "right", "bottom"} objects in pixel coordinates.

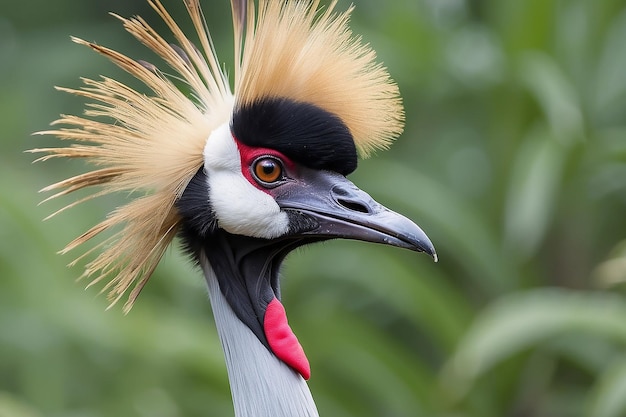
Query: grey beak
[{"left": 275, "top": 168, "right": 437, "bottom": 260}]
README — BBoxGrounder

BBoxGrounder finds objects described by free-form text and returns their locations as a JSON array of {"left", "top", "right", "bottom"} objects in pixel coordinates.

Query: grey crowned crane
[{"left": 32, "top": 0, "right": 436, "bottom": 416}]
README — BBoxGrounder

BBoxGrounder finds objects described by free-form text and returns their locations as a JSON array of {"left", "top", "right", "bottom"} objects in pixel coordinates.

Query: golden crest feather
[
  {"left": 31, "top": 0, "right": 404, "bottom": 311},
  {"left": 235, "top": 0, "right": 404, "bottom": 156}
]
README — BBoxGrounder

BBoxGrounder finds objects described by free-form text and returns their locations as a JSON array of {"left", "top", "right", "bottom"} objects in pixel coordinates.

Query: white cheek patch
[{"left": 204, "top": 123, "right": 290, "bottom": 239}]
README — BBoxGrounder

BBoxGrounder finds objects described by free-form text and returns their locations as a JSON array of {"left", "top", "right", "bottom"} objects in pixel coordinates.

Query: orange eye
[{"left": 253, "top": 157, "right": 283, "bottom": 184}]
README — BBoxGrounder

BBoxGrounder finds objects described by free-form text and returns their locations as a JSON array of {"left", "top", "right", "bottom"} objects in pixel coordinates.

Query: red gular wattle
[{"left": 263, "top": 297, "right": 311, "bottom": 380}]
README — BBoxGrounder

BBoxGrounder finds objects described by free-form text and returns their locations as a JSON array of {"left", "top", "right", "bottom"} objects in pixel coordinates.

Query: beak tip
[
  {"left": 411, "top": 228, "right": 437, "bottom": 262},
  {"left": 422, "top": 243, "right": 437, "bottom": 262}
]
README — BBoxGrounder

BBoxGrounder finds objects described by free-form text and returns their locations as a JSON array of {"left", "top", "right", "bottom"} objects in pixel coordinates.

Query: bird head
[
  {"left": 177, "top": 97, "right": 435, "bottom": 379},
  {"left": 32, "top": 0, "right": 435, "bottom": 382}
]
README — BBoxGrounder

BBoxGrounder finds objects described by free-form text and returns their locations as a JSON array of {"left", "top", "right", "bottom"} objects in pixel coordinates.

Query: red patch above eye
[{"left": 234, "top": 137, "right": 296, "bottom": 191}]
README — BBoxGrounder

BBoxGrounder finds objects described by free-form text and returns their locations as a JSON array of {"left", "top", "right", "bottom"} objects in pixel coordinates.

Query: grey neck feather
[{"left": 200, "top": 254, "right": 319, "bottom": 417}]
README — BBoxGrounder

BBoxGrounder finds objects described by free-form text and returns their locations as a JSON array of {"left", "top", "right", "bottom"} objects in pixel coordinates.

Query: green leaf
[
  {"left": 503, "top": 125, "right": 565, "bottom": 259},
  {"left": 587, "top": 357, "right": 626, "bottom": 417},
  {"left": 0, "top": 392, "right": 40, "bottom": 417},
  {"left": 443, "top": 289, "right": 626, "bottom": 398},
  {"left": 520, "top": 51, "right": 584, "bottom": 145}
]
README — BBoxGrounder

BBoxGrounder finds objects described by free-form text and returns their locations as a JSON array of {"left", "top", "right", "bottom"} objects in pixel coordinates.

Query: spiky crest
[
  {"left": 31, "top": 0, "right": 404, "bottom": 311},
  {"left": 235, "top": 0, "right": 404, "bottom": 156}
]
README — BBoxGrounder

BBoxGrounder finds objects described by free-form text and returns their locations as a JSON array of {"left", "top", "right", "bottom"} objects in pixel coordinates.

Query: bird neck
[{"left": 200, "top": 256, "right": 319, "bottom": 417}]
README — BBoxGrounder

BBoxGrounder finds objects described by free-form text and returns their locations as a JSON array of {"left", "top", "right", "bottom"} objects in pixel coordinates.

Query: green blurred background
[{"left": 3, "top": 0, "right": 626, "bottom": 416}]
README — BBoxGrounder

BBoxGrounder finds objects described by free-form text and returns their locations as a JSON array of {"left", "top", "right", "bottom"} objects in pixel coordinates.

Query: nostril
[{"left": 337, "top": 198, "right": 371, "bottom": 214}]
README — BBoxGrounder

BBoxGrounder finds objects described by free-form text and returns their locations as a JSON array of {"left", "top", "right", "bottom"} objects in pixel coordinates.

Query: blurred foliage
[{"left": 2, "top": 0, "right": 626, "bottom": 416}]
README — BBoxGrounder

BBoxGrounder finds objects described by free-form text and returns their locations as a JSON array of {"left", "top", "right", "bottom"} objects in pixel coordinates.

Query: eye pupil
[
  {"left": 261, "top": 161, "right": 275, "bottom": 175},
  {"left": 253, "top": 157, "right": 283, "bottom": 184}
]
